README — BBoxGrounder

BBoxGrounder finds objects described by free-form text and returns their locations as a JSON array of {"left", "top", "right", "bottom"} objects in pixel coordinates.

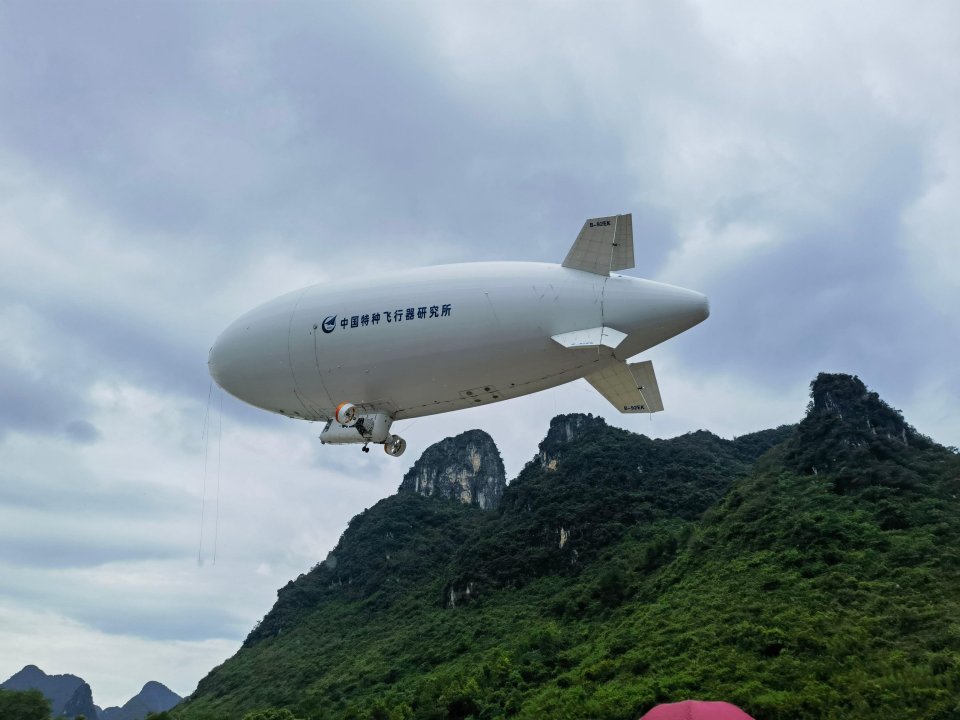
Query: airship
[{"left": 208, "top": 214, "right": 708, "bottom": 457}]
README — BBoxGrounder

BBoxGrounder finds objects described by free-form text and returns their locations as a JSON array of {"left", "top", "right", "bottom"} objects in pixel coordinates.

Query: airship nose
[
  {"left": 689, "top": 289, "right": 710, "bottom": 323},
  {"left": 207, "top": 332, "right": 232, "bottom": 396},
  {"left": 207, "top": 321, "right": 256, "bottom": 402},
  {"left": 207, "top": 294, "right": 299, "bottom": 413}
]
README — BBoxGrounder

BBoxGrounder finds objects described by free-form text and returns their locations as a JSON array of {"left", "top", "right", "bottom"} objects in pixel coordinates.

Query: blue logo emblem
[{"left": 321, "top": 315, "right": 337, "bottom": 334}]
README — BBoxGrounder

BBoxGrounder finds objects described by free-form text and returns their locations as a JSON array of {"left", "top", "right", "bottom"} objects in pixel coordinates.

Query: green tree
[
  {"left": 0, "top": 688, "right": 51, "bottom": 720},
  {"left": 242, "top": 709, "right": 304, "bottom": 720}
]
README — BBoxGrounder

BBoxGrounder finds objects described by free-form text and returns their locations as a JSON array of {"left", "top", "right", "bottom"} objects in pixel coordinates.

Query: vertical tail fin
[{"left": 562, "top": 213, "right": 634, "bottom": 275}]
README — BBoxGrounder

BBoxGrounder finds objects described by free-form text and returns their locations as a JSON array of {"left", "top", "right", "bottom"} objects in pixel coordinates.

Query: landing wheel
[{"left": 383, "top": 435, "right": 407, "bottom": 457}]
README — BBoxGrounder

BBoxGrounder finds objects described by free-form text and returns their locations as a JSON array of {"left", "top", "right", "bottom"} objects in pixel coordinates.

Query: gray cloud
[
  {"left": 78, "top": 604, "right": 247, "bottom": 643},
  {"left": 0, "top": 359, "right": 93, "bottom": 442},
  {"left": 676, "top": 126, "right": 959, "bottom": 412},
  {"left": 0, "top": 532, "right": 183, "bottom": 570},
  {"left": 0, "top": 470, "right": 190, "bottom": 521},
  {"left": 63, "top": 420, "right": 102, "bottom": 445},
  {"left": 0, "top": 2, "right": 638, "bottom": 253},
  {"left": 0, "top": 560, "right": 253, "bottom": 641}
]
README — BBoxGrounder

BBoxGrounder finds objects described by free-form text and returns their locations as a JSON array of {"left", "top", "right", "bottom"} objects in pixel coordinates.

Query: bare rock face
[
  {"left": 538, "top": 413, "right": 607, "bottom": 470},
  {"left": 398, "top": 429, "right": 506, "bottom": 509},
  {"left": 61, "top": 682, "right": 98, "bottom": 720}
]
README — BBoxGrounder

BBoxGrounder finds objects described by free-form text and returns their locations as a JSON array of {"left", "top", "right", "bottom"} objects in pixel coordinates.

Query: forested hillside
[{"left": 175, "top": 374, "right": 960, "bottom": 720}]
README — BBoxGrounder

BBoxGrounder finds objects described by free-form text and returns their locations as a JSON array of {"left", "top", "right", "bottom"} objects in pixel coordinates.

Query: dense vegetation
[
  {"left": 0, "top": 688, "right": 52, "bottom": 720},
  {"left": 174, "top": 374, "right": 960, "bottom": 720}
]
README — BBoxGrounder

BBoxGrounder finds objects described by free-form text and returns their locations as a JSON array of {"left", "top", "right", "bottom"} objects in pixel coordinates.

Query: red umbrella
[{"left": 640, "top": 700, "right": 755, "bottom": 720}]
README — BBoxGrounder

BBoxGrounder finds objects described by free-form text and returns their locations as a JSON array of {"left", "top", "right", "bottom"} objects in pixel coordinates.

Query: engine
[{"left": 334, "top": 402, "right": 357, "bottom": 426}]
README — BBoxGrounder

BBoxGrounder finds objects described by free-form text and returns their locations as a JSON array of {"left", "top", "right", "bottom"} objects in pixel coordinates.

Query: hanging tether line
[{"left": 213, "top": 390, "right": 223, "bottom": 565}]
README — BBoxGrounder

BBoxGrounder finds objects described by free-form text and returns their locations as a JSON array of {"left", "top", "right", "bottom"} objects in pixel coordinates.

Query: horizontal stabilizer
[
  {"left": 562, "top": 213, "right": 634, "bottom": 275},
  {"left": 552, "top": 326, "right": 626, "bottom": 350},
  {"left": 585, "top": 359, "right": 664, "bottom": 413}
]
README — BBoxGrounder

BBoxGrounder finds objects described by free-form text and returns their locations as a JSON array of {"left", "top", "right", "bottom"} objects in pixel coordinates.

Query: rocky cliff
[
  {"left": 62, "top": 682, "right": 98, "bottom": 719},
  {"left": 398, "top": 429, "right": 506, "bottom": 509},
  {"left": 1, "top": 665, "right": 98, "bottom": 719},
  {"left": 537, "top": 413, "right": 607, "bottom": 470}
]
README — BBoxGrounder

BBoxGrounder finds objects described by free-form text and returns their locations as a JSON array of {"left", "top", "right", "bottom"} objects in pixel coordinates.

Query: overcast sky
[{"left": 1, "top": 0, "right": 958, "bottom": 708}]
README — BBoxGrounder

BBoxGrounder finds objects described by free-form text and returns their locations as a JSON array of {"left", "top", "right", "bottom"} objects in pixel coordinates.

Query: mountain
[
  {"left": 175, "top": 373, "right": 960, "bottom": 720},
  {"left": 1, "top": 665, "right": 98, "bottom": 719},
  {"left": 100, "top": 681, "right": 182, "bottom": 720},
  {"left": 398, "top": 429, "right": 506, "bottom": 509},
  {"left": 62, "top": 683, "right": 97, "bottom": 720},
  {"left": 1, "top": 666, "right": 181, "bottom": 720}
]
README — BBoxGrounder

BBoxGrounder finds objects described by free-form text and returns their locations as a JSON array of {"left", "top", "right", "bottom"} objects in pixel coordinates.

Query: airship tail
[
  {"left": 562, "top": 213, "right": 634, "bottom": 275},
  {"left": 585, "top": 359, "right": 664, "bottom": 413}
]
